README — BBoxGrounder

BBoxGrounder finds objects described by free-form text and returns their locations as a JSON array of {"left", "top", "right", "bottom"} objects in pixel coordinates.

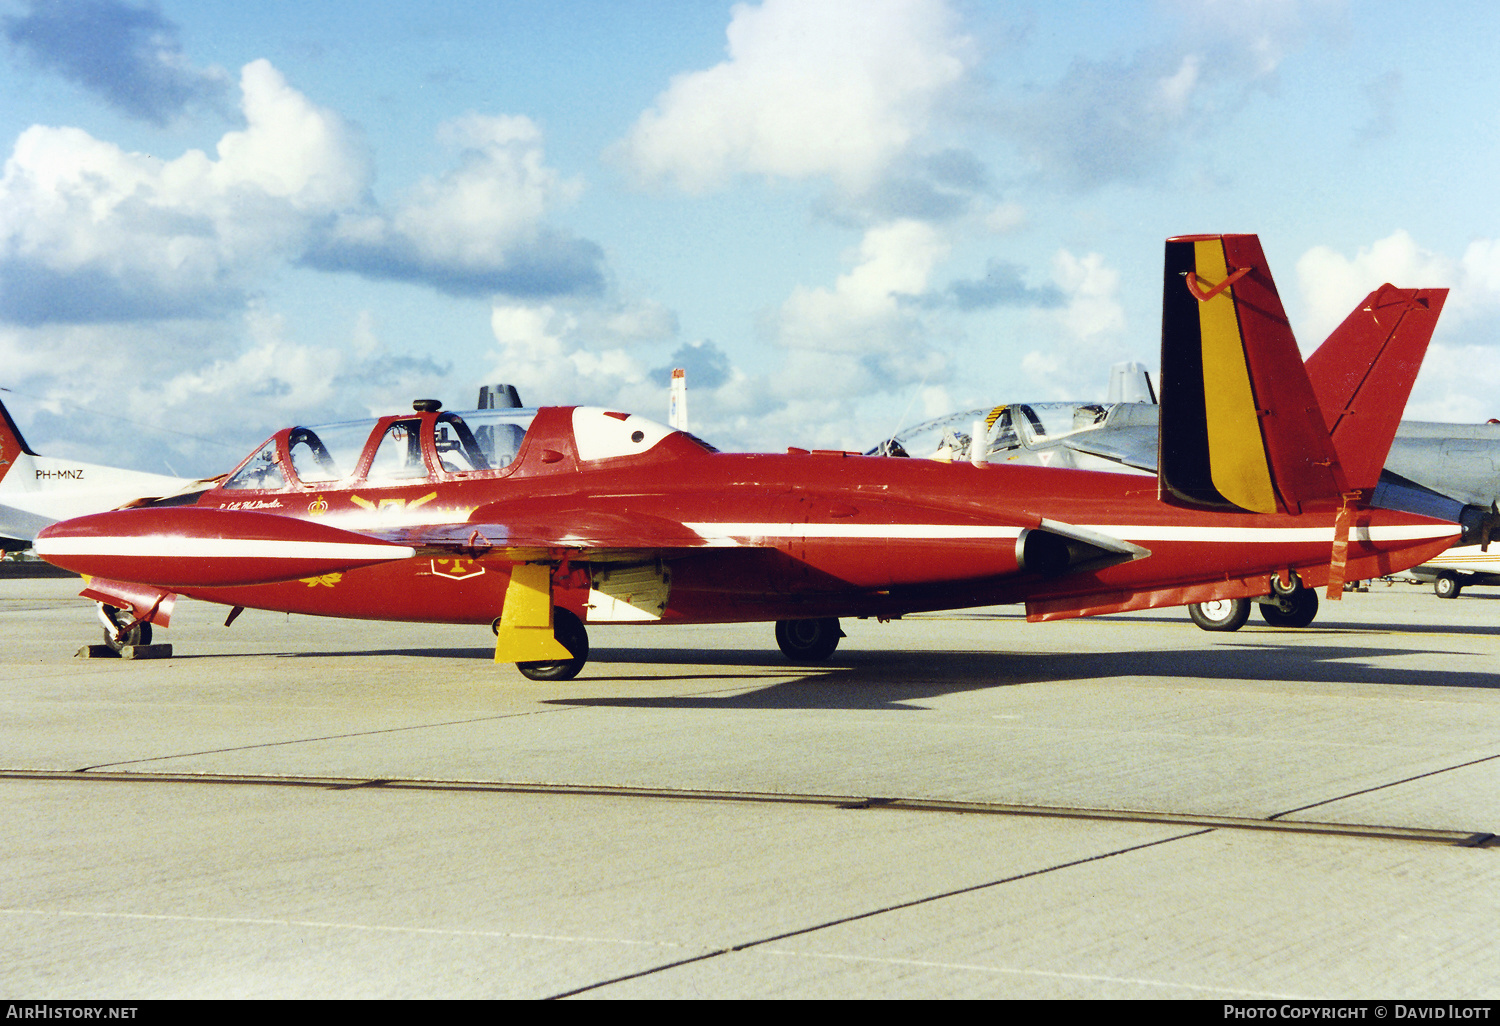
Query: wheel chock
[{"left": 75, "top": 644, "right": 174, "bottom": 660}]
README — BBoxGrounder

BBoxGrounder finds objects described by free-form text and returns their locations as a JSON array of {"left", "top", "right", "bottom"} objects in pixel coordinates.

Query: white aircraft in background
[
  {"left": 874, "top": 363, "right": 1500, "bottom": 515},
  {"left": 1403, "top": 546, "right": 1500, "bottom": 598},
  {"left": 0, "top": 395, "right": 202, "bottom": 552}
]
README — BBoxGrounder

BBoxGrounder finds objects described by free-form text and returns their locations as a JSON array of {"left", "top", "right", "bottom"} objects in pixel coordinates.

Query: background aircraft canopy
[{"left": 873, "top": 402, "right": 1115, "bottom": 463}]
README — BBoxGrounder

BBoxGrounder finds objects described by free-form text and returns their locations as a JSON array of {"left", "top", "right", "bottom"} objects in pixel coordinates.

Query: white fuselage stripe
[
  {"left": 1080, "top": 524, "right": 1455, "bottom": 543},
  {"left": 681, "top": 522, "right": 1456, "bottom": 545},
  {"left": 683, "top": 523, "right": 1023, "bottom": 540},
  {"left": 34, "top": 537, "right": 415, "bottom": 561}
]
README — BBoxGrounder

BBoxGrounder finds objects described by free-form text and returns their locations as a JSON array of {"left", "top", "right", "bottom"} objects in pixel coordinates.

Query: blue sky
[{"left": 2, "top": 0, "right": 1499, "bottom": 475}]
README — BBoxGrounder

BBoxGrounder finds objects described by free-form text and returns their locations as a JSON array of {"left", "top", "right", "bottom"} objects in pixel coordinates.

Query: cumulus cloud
[
  {"left": 653, "top": 340, "right": 733, "bottom": 390},
  {"left": 0, "top": 60, "right": 607, "bottom": 324},
  {"left": 481, "top": 296, "right": 890, "bottom": 453},
  {"left": 615, "top": 0, "right": 971, "bottom": 195},
  {"left": 304, "top": 114, "right": 606, "bottom": 298},
  {"left": 3, "top": 0, "right": 229, "bottom": 125},
  {"left": 0, "top": 60, "right": 367, "bottom": 324},
  {"left": 0, "top": 303, "right": 459, "bottom": 475},
  {"left": 999, "top": 50, "right": 1212, "bottom": 190},
  {"left": 932, "top": 258, "right": 1063, "bottom": 311},
  {"left": 0, "top": 53, "right": 625, "bottom": 470},
  {"left": 1294, "top": 230, "right": 1457, "bottom": 343},
  {"left": 997, "top": 0, "right": 1341, "bottom": 191},
  {"left": 1402, "top": 341, "right": 1500, "bottom": 424},
  {"left": 486, "top": 303, "right": 661, "bottom": 415},
  {"left": 1295, "top": 230, "right": 1500, "bottom": 421},
  {"left": 1019, "top": 250, "right": 1130, "bottom": 398},
  {"left": 746, "top": 220, "right": 954, "bottom": 443},
  {"left": 775, "top": 219, "right": 949, "bottom": 356}
]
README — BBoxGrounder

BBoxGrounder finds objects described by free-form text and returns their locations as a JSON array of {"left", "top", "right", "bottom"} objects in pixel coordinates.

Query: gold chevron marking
[{"left": 350, "top": 491, "right": 439, "bottom": 513}]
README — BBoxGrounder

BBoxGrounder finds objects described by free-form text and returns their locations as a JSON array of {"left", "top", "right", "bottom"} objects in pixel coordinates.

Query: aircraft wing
[
  {"left": 377, "top": 508, "right": 730, "bottom": 563},
  {"left": 366, "top": 492, "right": 1151, "bottom": 584},
  {"left": 1063, "top": 426, "right": 1159, "bottom": 472}
]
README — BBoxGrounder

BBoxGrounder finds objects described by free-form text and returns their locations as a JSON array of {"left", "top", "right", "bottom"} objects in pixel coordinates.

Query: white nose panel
[{"left": 572, "top": 408, "right": 676, "bottom": 462}]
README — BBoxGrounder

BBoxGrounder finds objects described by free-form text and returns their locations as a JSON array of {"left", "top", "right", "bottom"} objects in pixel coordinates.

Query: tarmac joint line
[{"left": 543, "top": 828, "right": 1214, "bottom": 999}]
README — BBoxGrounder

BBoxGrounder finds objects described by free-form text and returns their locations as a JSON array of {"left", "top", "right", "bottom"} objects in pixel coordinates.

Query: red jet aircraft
[{"left": 36, "top": 235, "right": 1458, "bottom": 679}]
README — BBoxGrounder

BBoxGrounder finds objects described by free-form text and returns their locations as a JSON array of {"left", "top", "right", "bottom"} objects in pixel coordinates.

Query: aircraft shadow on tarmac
[
  {"left": 523, "top": 642, "right": 1494, "bottom": 710},
  {"left": 265, "top": 638, "right": 1498, "bottom": 709}
]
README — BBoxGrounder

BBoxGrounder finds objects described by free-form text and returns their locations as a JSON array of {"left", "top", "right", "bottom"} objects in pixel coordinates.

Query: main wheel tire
[
  {"left": 1259, "top": 589, "right": 1319, "bottom": 628},
  {"left": 1434, "top": 572, "right": 1463, "bottom": 599},
  {"left": 1188, "top": 598, "right": 1251, "bottom": 632},
  {"left": 102, "top": 604, "right": 151, "bottom": 651},
  {"left": 517, "top": 609, "right": 588, "bottom": 681},
  {"left": 774, "top": 617, "right": 842, "bottom": 662}
]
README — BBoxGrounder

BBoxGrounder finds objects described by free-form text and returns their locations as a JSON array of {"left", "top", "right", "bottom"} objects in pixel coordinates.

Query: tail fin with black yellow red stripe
[
  {"left": 1157, "top": 233, "right": 1446, "bottom": 597},
  {"left": 1158, "top": 233, "right": 1348, "bottom": 516}
]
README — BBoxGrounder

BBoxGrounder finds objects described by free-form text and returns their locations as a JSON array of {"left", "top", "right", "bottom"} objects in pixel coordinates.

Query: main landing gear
[
  {"left": 1186, "top": 574, "right": 1320, "bottom": 632},
  {"left": 1187, "top": 597, "right": 1251, "bottom": 632},
  {"left": 510, "top": 608, "right": 589, "bottom": 682},
  {"left": 504, "top": 612, "right": 846, "bottom": 681},
  {"left": 774, "top": 617, "right": 844, "bottom": 662},
  {"left": 1258, "top": 584, "right": 1319, "bottom": 628}
]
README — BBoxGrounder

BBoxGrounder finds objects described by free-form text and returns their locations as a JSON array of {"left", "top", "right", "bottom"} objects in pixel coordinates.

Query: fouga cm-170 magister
[{"left": 35, "top": 235, "right": 1458, "bottom": 680}]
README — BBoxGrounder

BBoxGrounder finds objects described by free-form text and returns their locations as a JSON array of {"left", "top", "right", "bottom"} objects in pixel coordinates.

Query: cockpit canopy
[
  {"left": 221, "top": 408, "right": 541, "bottom": 492},
  {"left": 219, "top": 406, "right": 705, "bottom": 493}
]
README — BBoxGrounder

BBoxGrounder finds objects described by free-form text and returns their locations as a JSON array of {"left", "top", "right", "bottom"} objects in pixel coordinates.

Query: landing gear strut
[
  {"left": 97, "top": 603, "right": 151, "bottom": 652},
  {"left": 774, "top": 617, "right": 843, "bottom": 662},
  {"left": 1258, "top": 573, "right": 1319, "bottom": 628},
  {"left": 514, "top": 608, "right": 589, "bottom": 681},
  {"left": 1187, "top": 572, "right": 1322, "bottom": 632}
]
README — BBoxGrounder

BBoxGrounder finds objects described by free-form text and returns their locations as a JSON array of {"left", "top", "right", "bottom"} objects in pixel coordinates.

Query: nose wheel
[{"left": 98, "top": 603, "right": 152, "bottom": 652}]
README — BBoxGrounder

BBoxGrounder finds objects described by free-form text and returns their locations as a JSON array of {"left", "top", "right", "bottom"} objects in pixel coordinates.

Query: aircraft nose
[{"left": 34, "top": 508, "right": 416, "bottom": 588}]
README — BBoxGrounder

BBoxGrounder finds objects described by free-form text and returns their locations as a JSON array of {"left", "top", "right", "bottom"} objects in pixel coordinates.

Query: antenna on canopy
[
  {"left": 879, "top": 371, "right": 935, "bottom": 456},
  {"left": 477, "top": 384, "right": 523, "bottom": 409}
]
